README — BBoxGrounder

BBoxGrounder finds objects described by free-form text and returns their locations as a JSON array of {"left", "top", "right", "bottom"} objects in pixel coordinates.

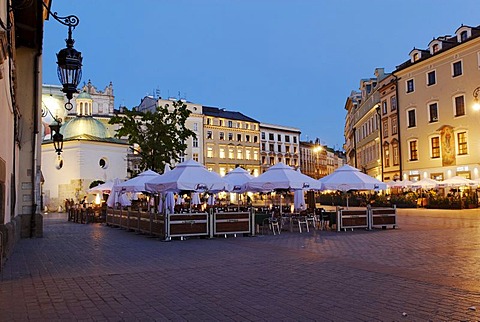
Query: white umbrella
[
  {"left": 224, "top": 167, "right": 253, "bottom": 193},
  {"left": 158, "top": 165, "right": 175, "bottom": 214},
  {"left": 118, "top": 169, "right": 161, "bottom": 193},
  {"left": 407, "top": 178, "right": 439, "bottom": 189},
  {"left": 437, "top": 176, "right": 477, "bottom": 187},
  {"left": 145, "top": 159, "right": 231, "bottom": 193},
  {"left": 207, "top": 194, "right": 216, "bottom": 206},
  {"left": 106, "top": 178, "right": 131, "bottom": 208},
  {"left": 176, "top": 195, "right": 184, "bottom": 205},
  {"left": 244, "top": 162, "right": 321, "bottom": 192},
  {"left": 386, "top": 179, "right": 413, "bottom": 189},
  {"left": 293, "top": 189, "right": 306, "bottom": 211},
  {"left": 319, "top": 164, "right": 387, "bottom": 191},
  {"left": 191, "top": 192, "right": 201, "bottom": 205}
]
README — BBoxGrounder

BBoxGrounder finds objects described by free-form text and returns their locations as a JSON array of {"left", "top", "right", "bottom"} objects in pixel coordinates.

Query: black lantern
[
  {"left": 49, "top": 119, "right": 64, "bottom": 155},
  {"left": 56, "top": 28, "right": 82, "bottom": 110}
]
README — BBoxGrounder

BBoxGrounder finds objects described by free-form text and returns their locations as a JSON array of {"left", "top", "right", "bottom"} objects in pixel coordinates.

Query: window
[
  {"left": 409, "top": 140, "right": 418, "bottom": 161},
  {"left": 207, "top": 131, "right": 212, "bottom": 139},
  {"left": 427, "top": 71, "right": 436, "bottom": 86},
  {"left": 261, "top": 132, "right": 265, "bottom": 140},
  {"left": 245, "top": 123, "right": 249, "bottom": 129},
  {"left": 245, "top": 149, "right": 251, "bottom": 160},
  {"left": 432, "top": 43, "right": 439, "bottom": 53},
  {"left": 237, "top": 134, "right": 241, "bottom": 142},
  {"left": 285, "top": 135, "right": 290, "bottom": 143},
  {"left": 452, "top": 61, "right": 463, "bottom": 77},
  {"left": 228, "top": 133, "right": 233, "bottom": 141},
  {"left": 207, "top": 147, "right": 213, "bottom": 158},
  {"left": 206, "top": 118, "right": 212, "bottom": 125},
  {"left": 237, "top": 149, "right": 243, "bottom": 159},
  {"left": 219, "top": 120, "right": 223, "bottom": 126},
  {"left": 228, "top": 120, "right": 233, "bottom": 128},
  {"left": 383, "top": 144, "right": 390, "bottom": 167},
  {"left": 293, "top": 136, "right": 297, "bottom": 144},
  {"left": 254, "top": 136, "right": 258, "bottom": 143},
  {"left": 253, "top": 150, "right": 258, "bottom": 160},
  {"left": 406, "top": 79, "right": 414, "bottom": 93},
  {"left": 293, "top": 147, "right": 297, "bottom": 153},
  {"left": 269, "top": 133, "right": 274, "bottom": 140},
  {"left": 407, "top": 109, "right": 416, "bottom": 128},
  {"left": 429, "top": 103, "right": 438, "bottom": 122},
  {"left": 460, "top": 30, "right": 468, "bottom": 41},
  {"left": 192, "top": 153, "right": 199, "bottom": 162},
  {"left": 277, "top": 134, "right": 281, "bottom": 141},
  {"left": 431, "top": 137, "right": 440, "bottom": 158},
  {"left": 237, "top": 122, "right": 240, "bottom": 128},
  {"left": 219, "top": 132, "right": 224, "bottom": 140},
  {"left": 99, "top": 158, "right": 108, "bottom": 169},
  {"left": 219, "top": 148, "right": 225, "bottom": 159},
  {"left": 277, "top": 144, "right": 282, "bottom": 152},
  {"left": 454, "top": 95, "right": 465, "bottom": 117},
  {"left": 193, "top": 137, "right": 198, "bottom": 148},
  {"left": 261, "top": 143, "right": 265, "bottom": 151},
  {"left": 285, "top": 146, "right": 290, "bottom": 153},
  {"left": 392, "top": 142, "right": 399, "bottom": 166},
  {"left": 193, "top": 122, "right": 198, "bottom": 131},
  {"left": 228, "top": 148, "right": 234, "bottom": 159},
  {"left": 245, "top": 135, "right": 250, "bottom": 142},
  {"left": 262, "top": 156, "right": 266, "bottom": 165},
  {"left": 457, "top": 132, "right": 467, "bottom": 155},
  {"left": 269, "top": 143, "right": 274, "bottom": 151},
  {"left": 391, "top": 96, "right": 397, "bottom": 111},
  {"left": 382, "top": 119, "right": 388, "bottom": 138},
  {"left": 391, "top": 116, "right": 398, "bottom": 134}
]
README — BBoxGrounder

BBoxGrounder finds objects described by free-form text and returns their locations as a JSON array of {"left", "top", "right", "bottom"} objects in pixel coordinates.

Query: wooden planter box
[
  {"left": 338, "top": 209, "right": 368, "bottom": 231},
  {"left": 371, "top": 208, "right": 397, "bottom": 229},
  {"left": 167, "top": 213, "right": 209, "bottom": 239},
  {"left": 213, "top": 212, "right": 251, "bottom": 236}
]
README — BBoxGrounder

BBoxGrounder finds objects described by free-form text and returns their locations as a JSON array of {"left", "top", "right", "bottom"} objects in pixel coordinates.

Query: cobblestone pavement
[{"left": 1, "top": 209, "right": 480, "bottom": 321}]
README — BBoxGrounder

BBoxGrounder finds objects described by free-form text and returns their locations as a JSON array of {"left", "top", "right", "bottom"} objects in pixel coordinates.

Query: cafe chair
[
  {"left": 269, "top": 217, "right": 281, "bottom": 235},
  {"left": 297, "top": 216, "right": 309, "bottom": 233}
]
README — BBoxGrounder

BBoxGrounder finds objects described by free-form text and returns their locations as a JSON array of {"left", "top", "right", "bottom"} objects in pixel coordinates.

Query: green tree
[{"left": 109, "top": 100, "right": 196, "bottom": 173}]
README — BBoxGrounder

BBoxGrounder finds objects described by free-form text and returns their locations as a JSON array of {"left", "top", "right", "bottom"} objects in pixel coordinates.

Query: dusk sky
[{"left": 42, "top": 1, "right": 480, "bottom": 150}]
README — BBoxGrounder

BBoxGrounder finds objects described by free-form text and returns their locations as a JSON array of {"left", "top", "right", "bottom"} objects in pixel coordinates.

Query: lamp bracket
[
  {"left": 473, "top": 87, "right": 480, "bottom": 101},
  {"left": 42, "top": 1, "right": 79, "bottom": 31}
]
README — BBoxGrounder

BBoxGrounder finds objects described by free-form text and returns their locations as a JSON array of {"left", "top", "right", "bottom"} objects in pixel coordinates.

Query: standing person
[{"left": 80, "top": 196, "right": 87, "bottom": 208}]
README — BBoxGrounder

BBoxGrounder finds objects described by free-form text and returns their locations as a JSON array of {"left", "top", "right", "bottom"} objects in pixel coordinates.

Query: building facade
[
  {"left": 377, "top": 74, "right": 401, "bottom": 182},
  {"left": 299, "top": 141, "right": 327, "bottom": 179},
  {"left": 394, "top": 25, "right": 480, "bottom": 182},
  {"left": 203, "top": 106, "right": 261, "bottom": 176},
  {"left": 343, "top": 68, "right": 389, "bottom": 181},
  {"left": 260, "top": 123, "right": 301, "bottom": 173}
]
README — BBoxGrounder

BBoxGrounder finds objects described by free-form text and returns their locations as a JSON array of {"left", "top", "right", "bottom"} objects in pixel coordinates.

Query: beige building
[
  {"left": 260, "top": 123, "right": 301, "bottom": 173},
  {"left": 343, "top": 68, "right": 389, "bottom": 181},
  {"left": 203, "top": 106, "right": 260, "bottom": 176},
  {"left": 394, "top": 25, "right": 480, "bottom": 182},
  {"left": 1, "top": 1, "right": 50, "bottom": 261},
  {"left": 377, "top": 74, "right": 401, "bottom": 181},
  {"left": 300, "top": 141, "right": 326, "bottom": 179}
]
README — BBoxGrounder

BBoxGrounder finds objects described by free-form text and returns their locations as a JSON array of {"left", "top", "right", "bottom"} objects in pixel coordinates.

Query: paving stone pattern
[{"left": 1, "top": 209, "right": 480, "bottom": 321}]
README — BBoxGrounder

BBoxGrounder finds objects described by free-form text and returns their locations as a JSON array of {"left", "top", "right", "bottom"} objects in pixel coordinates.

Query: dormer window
[
  {"left": 409, "top": 49, "right": 422, "bottom": 63},
  {"left": 456, "top": 25, "right": 472, "bottom": 42},
  {"left": 432, "top": 44, "right": 439, "bottom": 53},
  {"left": 428, "top": 39, "right": 443, "bottom": 55}
]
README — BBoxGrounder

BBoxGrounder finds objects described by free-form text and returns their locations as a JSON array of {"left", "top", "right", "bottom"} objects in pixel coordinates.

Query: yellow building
[
  {"left": 203, "top": 106, "right": 260, "bottom": 177},
  {"left": 394, "top": 25, "right": 480, "bottom": 181}
]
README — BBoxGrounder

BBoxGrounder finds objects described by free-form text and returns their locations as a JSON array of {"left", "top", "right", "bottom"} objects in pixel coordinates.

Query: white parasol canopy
[
  {"left": 437, "top": 176, "right": 477, "bottom": 187},
  {"left": 244, "top": 162, "right": 321, "bottom": 192},
  {"left": 319, "top": 164, "right": 387, "bottom": 191},
  {"left": 407, "top": 178, "right": 439, "bottom": 189},
  {"left": 386, "top": 179, "right": 413, "bottom": 189},
  {"left": 158, "top": 165, "right": 175, "bottom": 214},
  {"left": 293, "top": 189, "right": 306, "bottom": 211},
  {"left": 145, "top": 159, "right": 231, "bottom": 193},
  {"left": 117, "top": 169, "right": 161, "bottom": 193},
  {"left": 106, "top": 178, "right": 131, "bottom": 208},
  {"left": 224, "top": 167, "right": 253, "bottom": 193}
]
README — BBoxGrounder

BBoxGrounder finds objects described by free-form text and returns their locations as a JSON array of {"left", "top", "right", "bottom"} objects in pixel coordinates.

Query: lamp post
[{"left": 43, "top": 2, "right": 83, "bottom": 110}]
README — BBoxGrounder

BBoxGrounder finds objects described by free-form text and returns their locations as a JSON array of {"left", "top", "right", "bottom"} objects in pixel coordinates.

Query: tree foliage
[{"left": 109, "top": 100, "right": 196, "bottom": 174}]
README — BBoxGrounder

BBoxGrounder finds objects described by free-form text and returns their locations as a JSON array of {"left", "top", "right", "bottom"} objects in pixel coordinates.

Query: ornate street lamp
[
  {"left": 43, "top": 3, "right": 82, "bottom": 110},
  {"left": 473, "top": 87, "right": 480, "bottom": 111},
  {"left": 48, "top": 118, "right": 64, "bottom": 155}
]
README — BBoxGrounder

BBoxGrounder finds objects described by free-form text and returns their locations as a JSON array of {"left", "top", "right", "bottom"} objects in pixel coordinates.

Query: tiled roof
[{"left": 203, "top": 106, "right": 258, "bottom": 123}]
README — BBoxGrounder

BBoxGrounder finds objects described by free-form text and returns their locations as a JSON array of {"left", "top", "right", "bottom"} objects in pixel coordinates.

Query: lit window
[
  {"left": 245, "top": 149, "right": 251, "bottom": 160},
  {"left": 237, "top": 149, "right": 243, "bottom": 159},
  {"left": 219, "top": 148, "right": 225, "bottom": 159},
  {"left": 431, "top": 137, "right": 440, "bottom": 158},
  {"left": 207, "top": 147, "right": 213, "bottom": 158},
  {"left": 457, "top": 132, "right": 467, "bottom": 155},
  {"left": 228, "top": 148, "right": 234, "bottom": 159},
  {"left": 383, "top": 144, "right": 390, "bottom": 167},
  {"left": 253, "top": 150, "right": 258, "bottom": 160},
  {"left": 193, "top": 153, "right": 199, "bottom": 162},
  {"left": 409, "top": 140, "right": 418, "bottom": 161}
]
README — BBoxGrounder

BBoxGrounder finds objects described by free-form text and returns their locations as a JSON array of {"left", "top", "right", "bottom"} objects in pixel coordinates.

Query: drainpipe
[{"left": 352, "top": 127, "right": 357, "bottom": 168}]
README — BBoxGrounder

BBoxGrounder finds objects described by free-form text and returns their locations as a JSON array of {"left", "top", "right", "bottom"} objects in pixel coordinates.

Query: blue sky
[{"left": 42, "top": 0, "right": 480, "bottom": 150}]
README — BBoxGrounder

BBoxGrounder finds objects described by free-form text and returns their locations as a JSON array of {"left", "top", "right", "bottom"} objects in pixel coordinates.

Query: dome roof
[
  {"left": 76, "top": 91, "right": 92, "bottom": 100},
  {"left": 60, "top": 116, "right": 111, "bottom": 139}
]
